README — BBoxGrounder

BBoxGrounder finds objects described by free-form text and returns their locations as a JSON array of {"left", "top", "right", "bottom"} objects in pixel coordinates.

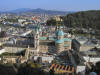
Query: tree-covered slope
[
  {"left": 63, "top": 10, "right": 100, "bottom": 29},
  {"left": 46, "top": 10, "right": 100, "bottom": 30}
]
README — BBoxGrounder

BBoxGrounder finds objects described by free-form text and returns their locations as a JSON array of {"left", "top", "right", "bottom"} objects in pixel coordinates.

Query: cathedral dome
[
  {"left": 55, "top": 39, "right": 64, "bottom": 44},
  {"left": 56, "top": 30, "right": 64, "bottom": 36}
]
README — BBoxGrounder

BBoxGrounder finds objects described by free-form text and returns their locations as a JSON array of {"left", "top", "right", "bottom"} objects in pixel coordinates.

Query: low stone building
[
  {"left": 72, "top": 37, "right": 100, "bottom": 52},
  {"left": 2, "top": 46, "right": 29, "bottom": 64}
]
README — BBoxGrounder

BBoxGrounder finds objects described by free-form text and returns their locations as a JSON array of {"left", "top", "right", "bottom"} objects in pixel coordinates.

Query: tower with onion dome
[{"left": 55, "top": 27, "right": 64, "bottom": 53}]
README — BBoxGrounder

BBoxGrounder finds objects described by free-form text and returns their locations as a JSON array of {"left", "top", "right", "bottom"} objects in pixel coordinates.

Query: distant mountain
[
  {"left": 0, "top": 8, "right": 74, "bottom": 15},
  {"left": 8, "top": 8, "right": 32, "bottom": 13},
  {"left": 26, "top": 8, "right": 71, "bottom": 15},
  {"left": 0, "top": 8, "right": 31, "bottom": 14}
]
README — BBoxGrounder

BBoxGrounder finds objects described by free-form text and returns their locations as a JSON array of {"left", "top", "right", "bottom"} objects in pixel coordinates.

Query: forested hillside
[
  {"left": 47, "top": 10, "right": 100, "bottom": 30},
  {"left": 63, "top": 10, "right": 100, "bottom": 30}
]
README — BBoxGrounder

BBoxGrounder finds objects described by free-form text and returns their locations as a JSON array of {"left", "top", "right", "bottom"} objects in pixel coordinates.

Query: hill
[{"left": 63, "top": 10, "right": 100, "bottom": 30}]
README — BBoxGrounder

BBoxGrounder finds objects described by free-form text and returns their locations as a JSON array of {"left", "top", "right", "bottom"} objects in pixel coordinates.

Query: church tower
[
  {"left": 55, "top": 27, "right": 64, "bottom": 53},
  {"left": 34, "top": 26, "right": 40, "bottom": 52}
]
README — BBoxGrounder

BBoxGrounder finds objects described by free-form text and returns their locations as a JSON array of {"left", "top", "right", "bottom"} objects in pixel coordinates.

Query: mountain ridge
[{"left": 0, "top": 8, "right": 74, "bottom": 15}]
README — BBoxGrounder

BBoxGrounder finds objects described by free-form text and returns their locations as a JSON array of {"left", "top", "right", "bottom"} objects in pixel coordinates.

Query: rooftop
[
  {"left": 75, "top": 37, "right": 99, "bottom": 46},
  {"left": 80, "top": 48, "right": 100, "bottom": 57},
  {"left": 49, "top": 37, "right": 55, "bottom": 41},
  {"left": 39, "top": 37, "right": 47, "bottom": 40},
  {"left": 64, "top": 38, "right": 72, "bottom": 42}
]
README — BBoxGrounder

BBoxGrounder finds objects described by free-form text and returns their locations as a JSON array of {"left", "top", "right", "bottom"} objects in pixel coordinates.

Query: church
[{"left": 32, "top": 26, "right": 72, "bottom": 54}]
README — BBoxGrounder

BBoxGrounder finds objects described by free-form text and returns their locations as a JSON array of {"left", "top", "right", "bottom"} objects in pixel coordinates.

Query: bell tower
[{"left": 34, "top": 26, "right": 40, "bottom": 52}]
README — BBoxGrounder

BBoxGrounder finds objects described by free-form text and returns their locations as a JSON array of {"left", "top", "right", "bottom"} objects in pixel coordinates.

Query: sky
[{"left": 0, "top": 0, "right": 100, "bottom": 11}]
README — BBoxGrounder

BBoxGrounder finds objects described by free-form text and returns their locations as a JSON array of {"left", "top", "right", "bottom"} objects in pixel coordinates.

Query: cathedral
[{"left": 32, "top": 26, "right": 72, "bottom": 54}]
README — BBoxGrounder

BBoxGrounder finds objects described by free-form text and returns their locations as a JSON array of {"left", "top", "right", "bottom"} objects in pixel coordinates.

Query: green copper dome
[
  {"left": 55, "top": 39, "right": 64, "bottom": 44},
  {"left": 56, "top": 30, "right": 64, "bottom": 36},
  {"left": 64, "top": 38, "right": 72, "bottom": 42}
]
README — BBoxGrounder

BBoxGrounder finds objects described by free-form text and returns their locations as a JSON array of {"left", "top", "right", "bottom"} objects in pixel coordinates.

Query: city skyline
[{"left": 0, "top": 0, "right": 100, "bottom": 11}]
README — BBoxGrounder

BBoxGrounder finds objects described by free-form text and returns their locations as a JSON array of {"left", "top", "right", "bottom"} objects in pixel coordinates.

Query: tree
[
  {"left": 59, "top": 10, "right": 100, "bottom": 30},
  {"left": 46, "top": 19, "right": 56, "bottom": 26},
  {"left": 17, "top": 63, "right": 44, "bottom": 75},
  {"left": 52, "top": 59, "right": 57, "bottom": 64}
]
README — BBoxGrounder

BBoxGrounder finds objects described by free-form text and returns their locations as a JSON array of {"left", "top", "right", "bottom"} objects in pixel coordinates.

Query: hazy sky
[{"left": 0, "top": 0, "right": 100, "bottom": 11}]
